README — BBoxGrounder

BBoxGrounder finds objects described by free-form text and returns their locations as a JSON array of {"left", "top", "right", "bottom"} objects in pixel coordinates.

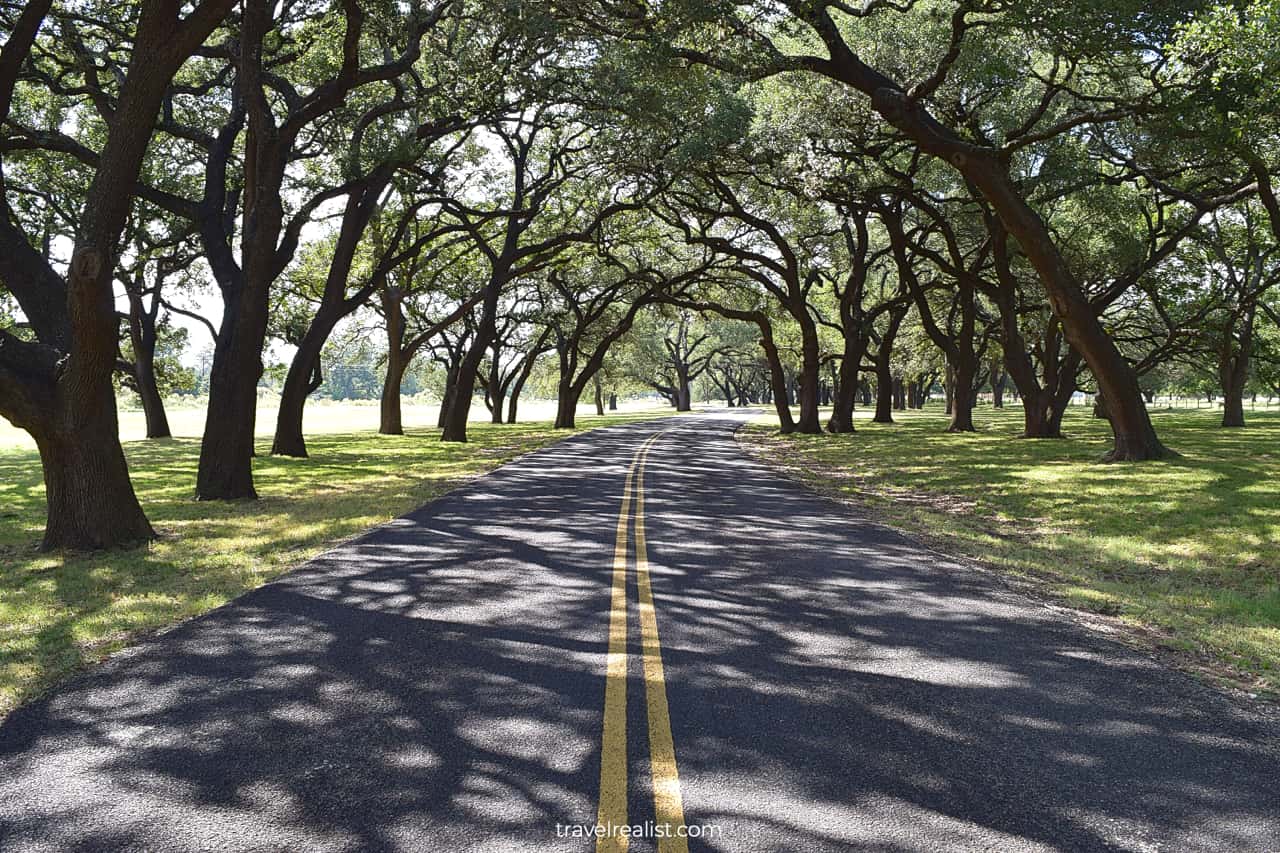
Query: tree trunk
[
  {"left": 948, "top": 359, "right": 977, "bottom": 433},
  {"left": 594, "top": 377, "right": 605, "bottom": 416},
  {"left": 380, "top": 353, "right": 406, "bottom": 436},
  {"left": 874, "top": 376, "right": 894, "bottom": 424},
  {"left": 608, "top": 393, "right": 617, "bottom": 411},
  {"left": 32, "top": 394, "right": 156, "bottom": 551},
  {"left": 871, "top": 305, "right": 905, "bottom": 424},
  {"left": 1221, "top": 364, "right": 1247, "bottom": 428},
  {"left": 272, "top": 309, "right": 336, "bottom": 457},
  {"left": 555, "top": 376, "right": 581, "bottom": 429},
  {"left": 675, "top": 367, "right": 692, "bottom": 412},
  {"left": 794, "top": 318, "right": 822, "bottom": 433},
  {"left": 1220, "top": 314, "right": 1252, "bottom": 428},
  {"left": 487, "top": 355, "right": 504, "bottom": 424},
  {"left": 944, "top": 364, "right": 955, "bottom": 416},
  {"left": 441, "top": 287, "right": 498, "bottom": 442},
  {"left": 197, "top": 288, "right": 268, "bottom": 499},
  {"left": 507, "top": 357, "right": 536, "bottom": 425},
  {"left": 131, "top": 336, "right": 171, "bottom": 439},
  {"left": 760, "top": 333, "right": 796, "bottom": 433},
  {"left": 827, "top": 333, "right": 867, "bottom": 434}
]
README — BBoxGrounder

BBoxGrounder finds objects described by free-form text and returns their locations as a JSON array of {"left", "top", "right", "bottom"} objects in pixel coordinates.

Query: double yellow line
[{"left": 596, "top": 431, "right": 688, "bottom": 853}]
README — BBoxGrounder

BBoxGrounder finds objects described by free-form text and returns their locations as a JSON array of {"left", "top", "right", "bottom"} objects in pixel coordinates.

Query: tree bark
[
  {"left": 197, "top": 0, "right": 281, "bottom": 499},
  {"left": 991, "top": 358, "right": 1005, "bottom": 408},
  {"left": 1221, "top": 358, "right": 1248, "bottom": 428},
  {"left": 381, "top": 355, "right": 406, "bottom": 435},
  {"left": 441, "top": 284, "right": 499, "bottom": 442},
  {"left": 759, "top": 333, "right": 796, "bottom": 433},
  {"left": 506, "top": 338, "right": 545, "bottom": 425},
  {"left": 29, "top": 390, "right": 156, "bottom": 550},
  {"left": 1219, "top": 307, "right": 1253, "bottom": 428},
  {"left": 827, "top": 332, "right": 868, "bottom": 434},
  {"left": 272, "top": 307, "right": 337, "bottom": 457},
  {"left": 380, "top": 291, "right": 407, "bottom": 435},
  {"left": 555, "top": 374, "right": 582, "bottom": 429},
  {"left": 794, "top": 312, "right": 822, "bottom": 433},
  {"left": 948, "top": 359, "right": 977, "bottom": 433},
  {"left": 134, "top": 353, "right": 171, "bottom": 439}
]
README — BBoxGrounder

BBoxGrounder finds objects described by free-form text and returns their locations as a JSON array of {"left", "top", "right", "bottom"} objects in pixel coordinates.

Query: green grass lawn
[
  {"left": 0, "top": 405, "right": 658, "bottom": 717},
  {"left": 742, "top": 404, "right": 1280, "bottom": 695}
]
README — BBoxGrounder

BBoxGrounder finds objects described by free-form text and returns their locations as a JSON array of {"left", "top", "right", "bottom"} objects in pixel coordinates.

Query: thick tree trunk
[
  {"left": 675, "top": 368, "right": 692, "bottom": 412},
  {"left": 874, "top": 375, "right": 894, "bottom": 424},
  {"left": 827, "top": 334, "right": 867, "bottom": 434},
  {"left": 0, "top": 0, "right": 233, "bottom": 545},
  {"left": 196, "top": 0, "right": 289, "bottom": 498},
  {"left": 1020, "top": 390, "right": 1052, "bottom": 439},
  {"left": 197, "top": 286, "right": 268, "bottom": 499},
  {"left": 893, "top": 377, "right": 906, "bottom": 411},
  {"left": 440, "top": 351, "right": 480, "bottom": 441},
  {"left": 1221, "top": 369, "right": 1247, "bottom": 428},
  {"left": 437, "top": 366, "right": 457, "bottom": 429},
  {"left": 32, "top": 395, "right": 155, "bottom": 551},
  {"left": 948, "top": 360, "right": 977, "bottom": 433},
  {"left": 1220, "top": 318, "right": 1252, "bottom": 427},
  {"left": 555, "top": 377, "right": 581, "bottom": 429},
  {"left": 380, "top": 293, "right": 407, "bottom": 435},
  {"left": 380, "top": 352, "right": 406, "bottom": 435},
  {"left": 795, "top": 318, "right": 822, "bottom": 433}
]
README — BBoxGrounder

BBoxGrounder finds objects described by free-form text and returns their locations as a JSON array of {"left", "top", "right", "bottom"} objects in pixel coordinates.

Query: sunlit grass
[
  {"left": 742, "top": 404, "right": 1280, "bottom": 694},
  {"left": 0, "top": 405, "right": 658, "bottom": 717}
]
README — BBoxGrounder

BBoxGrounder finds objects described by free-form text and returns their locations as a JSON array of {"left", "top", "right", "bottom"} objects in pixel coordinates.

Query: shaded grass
[
  {"left": 741, "top": 405, "right": 1280, "bottom": 694},
  {"left": 0, "top": 411, "right": 656, "bottom": 717}
]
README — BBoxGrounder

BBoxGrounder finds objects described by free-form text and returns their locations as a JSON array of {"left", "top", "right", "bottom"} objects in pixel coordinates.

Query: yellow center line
[
  {"left": 634, "top": 437, "right": 690, "bottom": 853},
  {"left": 596, "top": 458, "right": 635, "bottom": 853},
  {"left": 595, "top": 431, "right": 687, "bottom": 853}
]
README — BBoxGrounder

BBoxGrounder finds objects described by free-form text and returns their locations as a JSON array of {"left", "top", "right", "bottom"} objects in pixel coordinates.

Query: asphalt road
[{"left": 2, "top": 413, "right": 1278, "bottom": 852}]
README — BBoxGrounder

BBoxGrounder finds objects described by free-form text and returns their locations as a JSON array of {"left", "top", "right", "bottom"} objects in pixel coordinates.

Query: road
[{"left": 2, "top": 413, "right": 1278, "bottom": 852}]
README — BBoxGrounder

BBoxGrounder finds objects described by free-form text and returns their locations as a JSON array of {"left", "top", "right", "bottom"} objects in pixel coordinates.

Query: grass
[
  {"left": 741, "top": 403, "right": 1280, "bottom": 695},
  {"left": 0, "top": 400, "right": 660, "bottom": 718}
]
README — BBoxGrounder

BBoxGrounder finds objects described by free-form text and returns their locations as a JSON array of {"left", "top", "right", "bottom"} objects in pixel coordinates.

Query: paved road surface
[{"left": 2, "top": 413, "right": 1278, "bottom": 851}]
